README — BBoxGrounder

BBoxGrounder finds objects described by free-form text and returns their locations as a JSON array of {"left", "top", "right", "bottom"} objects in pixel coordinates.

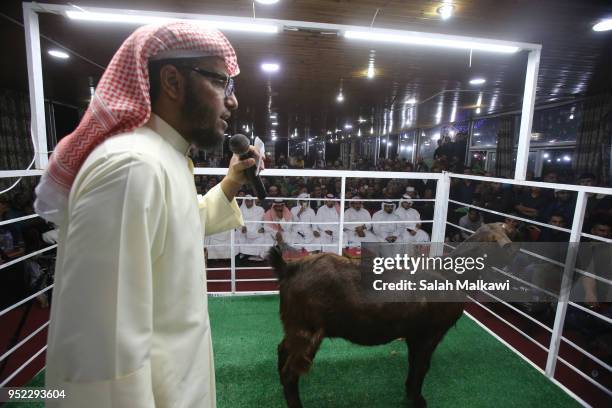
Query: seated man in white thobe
[
  {"left": 204, "top": 229, "right": 232, "bottom": 259},
  {"left": 237, "top": 195, "right": 269, "bottom": 261},
  {"left": 264, "top": 199, "right": 293, "bottom": 246},
  {"left": 395, "top": 193, "right": 422, "bottom": 239},
  {"left": 343, "top": 195, "right": 374, "bottom": 248},
  {"left": 314, "top": 194, "right": 340, "bottom": 253},
  {"left": 289, "top": 193, "right": 319, "bottom": 252},
  {"left": 400, "top": 225, "right": 431, "bottom": 243},
  {"left": 372, "top": 201, "right": 401, "bottom": 243}
]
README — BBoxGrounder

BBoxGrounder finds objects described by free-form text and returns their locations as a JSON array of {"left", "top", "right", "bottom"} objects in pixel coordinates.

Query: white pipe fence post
[
  {"left": 23, "top": 3, "right": 48, "bottom": 169},
  {"left": 338, "top": 176, "right": 347, "bottom": 256},
  {"left": 545, "top": 191, "right": 587, "bottom": 377},
  {"left": 514, "top": 49, "right": 541, "bottom": 181},
  {"left": 431, "top": 172, "right": 451, "bottom": 255}
]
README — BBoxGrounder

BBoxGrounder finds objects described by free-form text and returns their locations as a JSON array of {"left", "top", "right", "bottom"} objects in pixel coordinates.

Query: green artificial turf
[
  {"left": 210, "top": 295, "right": 577, "bottom": 408},
  {"left": 8, "top": 295, "right": 578, "bottom": 408}
]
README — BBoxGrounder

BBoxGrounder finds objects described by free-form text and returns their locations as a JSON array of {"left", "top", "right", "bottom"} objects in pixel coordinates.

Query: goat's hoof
[{"left": 408, "top": 395, "right": 426, "bottom": 408}]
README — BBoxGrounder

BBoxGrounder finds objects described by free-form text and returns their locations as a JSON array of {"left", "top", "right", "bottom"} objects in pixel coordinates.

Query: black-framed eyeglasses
[{"left": 185, "top": 67, "right": 235, "bottom": 97}]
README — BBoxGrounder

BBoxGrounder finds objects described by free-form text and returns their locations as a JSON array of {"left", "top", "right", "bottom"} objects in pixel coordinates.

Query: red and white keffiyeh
[{"left": 35, "top": 21, "right": 239, "bottom": 224}]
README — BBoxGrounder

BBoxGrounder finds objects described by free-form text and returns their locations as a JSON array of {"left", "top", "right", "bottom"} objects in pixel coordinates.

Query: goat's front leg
[{"left": 405, "top": 336, "right": 441, "bottom": 408}]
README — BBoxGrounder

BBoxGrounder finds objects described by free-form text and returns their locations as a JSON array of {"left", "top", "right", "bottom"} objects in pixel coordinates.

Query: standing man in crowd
[{"left": 34, "top": 22, "right": 257, "bottom": 407}]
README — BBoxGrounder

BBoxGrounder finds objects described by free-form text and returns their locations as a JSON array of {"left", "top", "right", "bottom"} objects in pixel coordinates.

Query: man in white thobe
[
  {"left": 400, "top": 225, "right": 431, "bottom": 243},
  {"left": 37, "top": 24, "right": 257, "bottom": 408},
  {"left": 395, "top": 194, "right": 421, "bottom": 239},
  {"left": 315, "top": 194, "right": 340, "bottom": 253},
  {"left": 237, "top": 195, "right": 269, "bottom": 260},
  {"left": 343, "top": 196, "right": 374, "bottom": 248},
  {"left": 372, "top": 201, "right": 401, "bottom": 243},
  {"left": 289, "top": 193, "right": 319, "bottom": 252},
  {"left": 264, "top": 199, "right": 293, "bottom": 246},
  {"left": 205, "top": 229, "right": 232, "bottom": 259}
]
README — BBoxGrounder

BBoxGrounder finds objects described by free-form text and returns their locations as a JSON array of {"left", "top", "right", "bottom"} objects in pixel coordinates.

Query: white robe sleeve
[
  {"left": 197, "top": 183, "right": 244, "bottom": 237},
  {"left": 49, "top": 154, "right": 167, "bottom": 407}
]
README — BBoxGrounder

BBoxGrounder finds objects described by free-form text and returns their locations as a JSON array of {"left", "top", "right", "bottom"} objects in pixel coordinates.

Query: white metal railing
[
  {"left": 1, "top": 167, "right": 611, "bottom": 400},
  {"left": 200, "top": 169, "right": 612, "bottom": 399},
  {"left": 447, "top": 173, "right": 612, "bottom": 400}
]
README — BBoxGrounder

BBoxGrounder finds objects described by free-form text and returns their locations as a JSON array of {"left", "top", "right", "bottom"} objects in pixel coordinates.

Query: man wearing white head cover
[
  {"left": 290, "top": 193, "right": 319, "bottom": 252},
  {"left": 237, "top": 195, "right": 268, "bottom": 260},
  {"left": 372, "top": 201, "right": 401, "bottom": 242},
  {"left": 343, "top": 195, "right": 374, "bottom": 248},
  {"left": 314, "top": 194, "right": 340, "bottom": 253},
  {"left": 395, "top": 193, "right": 421, "bottom": 237},
  {"left": 38, "top": 23, "right": 256, "bottom": 408},
  {"left": 264, "top": 199, "right": 293, "bottom": 246}
]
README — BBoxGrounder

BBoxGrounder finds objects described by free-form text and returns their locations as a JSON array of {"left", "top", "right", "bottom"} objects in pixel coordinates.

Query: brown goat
[{"left": 268, "top": 223, "right": 514, "bottom": 408}]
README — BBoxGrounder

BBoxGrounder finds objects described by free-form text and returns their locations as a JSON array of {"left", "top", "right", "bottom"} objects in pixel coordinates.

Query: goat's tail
[{"left": 267, "top": 246, "right": 289, "bottom": 281}]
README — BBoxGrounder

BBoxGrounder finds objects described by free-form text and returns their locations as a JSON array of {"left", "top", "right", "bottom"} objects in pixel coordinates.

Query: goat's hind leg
[
  {"left": 278, "top": 330, "right": 324, "bottom": 408},
  {"left": 404, "top": 334, "right": 443, "bottom": 408}
]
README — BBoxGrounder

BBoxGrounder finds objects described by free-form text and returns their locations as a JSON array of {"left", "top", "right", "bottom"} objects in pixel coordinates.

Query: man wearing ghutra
[
  {"left": 35, "top": 22, "right": 257, "bottom": 407},
  {"left": 314, "top": 193, "right": 340, "bottom": 253}
]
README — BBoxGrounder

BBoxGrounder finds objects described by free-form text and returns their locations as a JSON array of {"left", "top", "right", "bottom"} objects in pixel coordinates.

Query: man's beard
[{"left": 184, "top": 82, "right": 224, "bottom": 150}]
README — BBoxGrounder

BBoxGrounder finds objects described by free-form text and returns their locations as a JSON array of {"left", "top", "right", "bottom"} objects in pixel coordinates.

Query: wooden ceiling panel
[{"left": 1, "top": 0, "right": 611, "bottom": 143}]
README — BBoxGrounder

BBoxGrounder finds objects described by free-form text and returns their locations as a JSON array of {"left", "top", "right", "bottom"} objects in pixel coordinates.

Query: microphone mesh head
[{"left": 229, "top": 134, "right": 250, "bottom": 154}]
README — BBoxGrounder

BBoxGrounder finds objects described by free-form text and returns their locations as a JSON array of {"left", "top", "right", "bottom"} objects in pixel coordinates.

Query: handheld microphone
[{"left": 229, "top": 134, "right": 267, "bottom": 200}]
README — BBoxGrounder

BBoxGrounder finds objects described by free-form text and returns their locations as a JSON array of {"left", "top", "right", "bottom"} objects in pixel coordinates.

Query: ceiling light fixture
[
  {"left": 344, "top": 30, "right": 519, "bottom": 53},
  {"left": 437, "top": 4, "right": 455, "bottom": 20},
  {"left": 405, "top": 98, "right": 417, "bottom": 105},
  {"left": 261, "top": 63, "right": 280, "bottom": 72},
  {"left": 367, "top": 64, "right": 375, "bottom": 79},
  {"left": 469, "top": 78, "right": 486, "bottom": 85},
  {"left": 65, "top": 10, "right": 278, "bottom": 33},
  {"left": 255, "top": 0, "right": 280, "bottom": 5},
  {"left": 48, "top": 49, "right": 70, "bottom": 59},
  {"left": 336, "top": 92, "right": 344, "bottom": 103},
  {"left": 593, "top": 19, "right": 612, "bottom": 32}
]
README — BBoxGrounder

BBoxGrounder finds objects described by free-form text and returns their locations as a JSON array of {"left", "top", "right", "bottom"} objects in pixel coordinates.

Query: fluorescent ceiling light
[
  {"left": 344, "top": 30, "right": 519, "bottom": 53},
  {"left": 344, "top": 124, "right": 353, "bottom": 129},
  {"left": 437, "top": 4, "right": 455, "bottom": 20},
  {"left": 405, "top": 98, "right": 417, "bottom": 104},
  {"left": 65, "top": 10, "right": 278, "bottom": 33},
  {"left": 261, "top": 63, "right": 280, "bottom": 72},
  {"left": 336, "top": 93, "right": 344, "bottom": 102},
  {"left": 48, "top": 49, "right": 70, "bottom": 59},
  {"left": 271, "top": 122, "right": 278, "bottom": 126},
  {"left": 255, "top": 0, "right": 280, "bottom": 4},
  {"left": 367, "top": 65, "right": 375, "bottom": 79},
  {"left": 593, "top": 19, "right": 612, "bottom": 32},
  {"left": 469, "top": 78, "right": 486, "bottom": 85}
]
